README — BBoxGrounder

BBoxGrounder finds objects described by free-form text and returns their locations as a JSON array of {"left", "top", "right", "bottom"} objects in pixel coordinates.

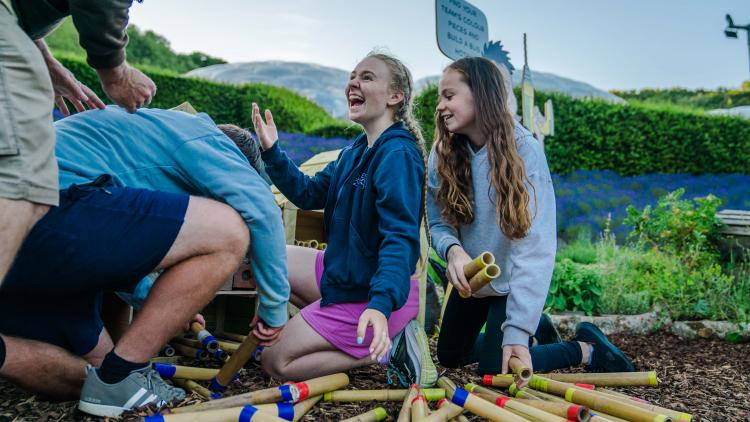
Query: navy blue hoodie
[{"left": 262, "top": 122, "right": 424, "bottom": 318}]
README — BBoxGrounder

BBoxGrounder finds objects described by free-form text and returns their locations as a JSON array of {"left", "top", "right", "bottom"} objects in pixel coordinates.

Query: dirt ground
[{"left": 0, "top": 331, "right": 747, "bottom": 422}]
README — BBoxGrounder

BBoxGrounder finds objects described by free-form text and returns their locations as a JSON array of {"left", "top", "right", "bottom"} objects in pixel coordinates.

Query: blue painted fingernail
[{"left": 357, "top": 336, "right": 363, "bottom": 345}]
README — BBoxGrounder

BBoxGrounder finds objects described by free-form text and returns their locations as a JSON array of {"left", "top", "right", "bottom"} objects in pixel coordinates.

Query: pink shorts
[{"left": 299, "top": 251, "right": 419, "bottom": 359}]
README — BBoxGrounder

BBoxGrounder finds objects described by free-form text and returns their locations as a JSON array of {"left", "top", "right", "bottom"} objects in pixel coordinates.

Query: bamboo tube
[
  {"left": 540, "top": 372, "right": 658, "bottom": 387},
  {"left": 469, "top": 383, "right": 588, "bottom": 421},
  {"left": 153, "top": 363, "right": 219, "bottom": 381},
  {"left": 144, "top": 404, "right": 289, "bottom": 422},
  {"left": 171, "top": 383, "right": 300, "bottom": 413},
  {"left": 451, "top": 416, "right": 470, "bottom": 422},
  {"left": 437, "top": 377, "right": 526, "bottom": 422},
  {"left": 173, "top": 343, "right": 209, "bottom": 360},
  {"left": 252, "top": 402, "right": 297, "bottom": 421},
  {"left": 419, "top": 397, "right": 465, "bottom": 421},
  {"left": 575, "top": 385, "right": 691, "bottom": 422},
  {"left": 290, "top": 395, "right": 322, "bottom": 422},
  {"left": 291, "top": 373, "right": 350, "bottom": 402},
  {"left": 190, "top": 322, "right": 220, "bottom": 352},
  {"left": 212, "top": 349, "right": 230, "bottom": 363},
  {"left": 217, "top": 331, "right": 247, "bottom": 343},
  {"left": 322, "top": 388, "right": 445, "bottom": 402},
  {"left": 466, "top": 383, "right": 570, "bottom": 422},
  {"left": 341, "top": 407, "right": 388, "bottom": 422},
  {"left": 172, "top": 378, "right": 220, "bottom": 400},
  {"left": 211, "top": 332, "right": 261, "bottom": 391},
  {"left": 410, "top": 393, "right": 429, "bottom": 421},
  {"left": 528, "top": 375, "right": 672, "bottom": 422},
  {"left": 460, "top": 263, "right": 501, "bottom": 298},
  {"left": 463, "top": 251, "right": 495, "bottom": 279},
  {"left": 161, "top": 344, "right": 176, "bottom": 357},
  {"left": 589, "top": 412, "right": 630, "bottom": 422},
  {"left": 217, "top": 340, "right": 240, "bottom": 353},
  {"left": 485, "top": 374, "right": 515, "bottom": 388},
  {"left": 508, "top": 356, "right": 532, "bottom": 383},
  {"left": 502, "top": 383, "right": 542, "bottom": 401},
  {"left": 306, "top": 240, "right": 319, "bottom": 249},
  {"left": 318, "top": 243, "right": 327, "bottom": 250},
  {"left": 396, "top": 384, "right": 420, "bottom": 422}
]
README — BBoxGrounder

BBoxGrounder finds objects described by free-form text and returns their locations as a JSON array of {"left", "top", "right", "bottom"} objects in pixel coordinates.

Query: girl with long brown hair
[{"left": 429, "top": 57, "right": 633, "bottom": 385}]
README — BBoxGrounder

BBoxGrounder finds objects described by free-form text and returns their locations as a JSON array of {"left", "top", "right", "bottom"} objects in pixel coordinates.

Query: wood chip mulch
[{"left": 0, "top": 331, "right": 747, "bottom": 421}]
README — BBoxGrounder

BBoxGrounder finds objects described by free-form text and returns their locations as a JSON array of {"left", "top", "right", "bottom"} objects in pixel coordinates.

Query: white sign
[{"left": 435, "top": 0, "right": 489, "bottom": 60}]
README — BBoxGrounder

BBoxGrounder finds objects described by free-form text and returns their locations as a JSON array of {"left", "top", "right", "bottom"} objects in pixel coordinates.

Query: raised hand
[
  {"left": 357, "top": 308, "right": 390, "bottom": 362},
  {"left": 251, "top": 102, "right": 278, "bottom": 151},
  {"left": 446, "top": 245, "right": 473, "bottom": 297},
  {"left": 96, "top": 62, "right": 156, "bottom": 113}
]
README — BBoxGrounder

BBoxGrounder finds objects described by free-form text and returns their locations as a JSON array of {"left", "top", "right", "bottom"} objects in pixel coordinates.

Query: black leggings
[{"left": 437, "top": 288, "right": 582, "bottom": 375}]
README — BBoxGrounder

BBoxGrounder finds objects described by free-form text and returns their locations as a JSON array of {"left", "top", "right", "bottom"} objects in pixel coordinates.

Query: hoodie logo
[{"left": 353, "top": 173, "right": 368, "bottom": 189}]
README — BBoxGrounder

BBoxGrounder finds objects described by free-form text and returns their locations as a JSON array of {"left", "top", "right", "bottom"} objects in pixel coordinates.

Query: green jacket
[{"left": 11, "top": 0, "right": 133, "bottom": 69}]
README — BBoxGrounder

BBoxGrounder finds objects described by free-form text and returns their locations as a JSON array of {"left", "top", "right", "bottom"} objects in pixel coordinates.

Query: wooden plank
[{"left": 720, "top": 226, "right": 750, "bottom": 236}]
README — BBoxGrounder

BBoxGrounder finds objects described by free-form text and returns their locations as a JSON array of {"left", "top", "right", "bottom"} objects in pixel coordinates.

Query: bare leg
[
  {"left": 0, "top": 198, "right": 49, "bottom": 284},
  {"left": 262, "top": 313, "right": 372, "bottom": 381},
  {"left": 286, "top": 245, "right": 321, "bottom": 308},
  {"left": 0, "top": 329, "right": 113, "bottom": 401},
  {"left": 101, "top": 292, "right": 131, "bottom": 344},
  {"left": 113, "top": 197, "right": 249, "bottom": 363}
]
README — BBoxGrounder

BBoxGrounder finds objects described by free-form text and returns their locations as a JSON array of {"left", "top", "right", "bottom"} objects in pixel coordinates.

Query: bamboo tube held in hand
[
  {"left": 210, "top": 332, "right": 261, "bottom": 392},
  {"left": 341, "top": 407, "right": 388, "bottom": 422},
  {"left": 528, "top": 375, "right": 672, "bottom": 422},
  {"left": 144, "top": 404, "right": 289, "bottom": 422},
  {"left": 463, "top": 251, "right": 495, "bottom": 279},
  {"left": 172, "top": 378, "right": 220, "bottom": 400},
  {"left": 153, "top": 363, "right": 219, "bottom": 380},
  {"left": 438, "top": 377, "right": 527, "bottom": 422},
  {"left": 508, "top": 356, "right": 532, "bottom": 383},
  {"left": 323, "top": 388, "right": 445, "bottom": 402},
  {"left": 459, "top": 263, "right": 501, "bottom": 298},
  {"left": 541, "top": 371, "right": 658, "bottom": 387},
  {"left": 396, "top": 384, "right": 420, "bottom": 422},
  {"left": 190, "top": 322, "right": 220, "bottom": 352}
]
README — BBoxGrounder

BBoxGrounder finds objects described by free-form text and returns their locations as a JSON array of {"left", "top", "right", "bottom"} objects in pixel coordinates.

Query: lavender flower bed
[{"left": 274, "top": 133, "right": 750, "bottom": 242}]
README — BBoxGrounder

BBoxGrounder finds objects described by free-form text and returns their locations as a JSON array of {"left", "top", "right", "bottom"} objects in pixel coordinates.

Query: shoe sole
[
  {"left": 78, "top": 401, "right": 127, "bottom": 418},
  {"left": 405, "top": 321, "right": 437, "bottom": 387}
]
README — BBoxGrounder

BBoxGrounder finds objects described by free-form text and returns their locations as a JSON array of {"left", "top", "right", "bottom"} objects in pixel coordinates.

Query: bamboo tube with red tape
[
  {"left": 396, "top": 384, "right": 420, "bottom": 422},
  {"left": 290, "top": 373, "right": 350, "bottom": 402},
  {"left": 410, "top": 389, "right": 429, "bottom": 421},
  {"left": 152, "top": 363, "right": 219, "bottom": 381},
  {"left": 574, "top": 384, "right": 691, "bottom": 421},
  {"left": 419, "top": 397, "right": 466, "bottom": 421},
  {"left": 172, "top": 378, "right": 221, "bottom": 401},
  {"left": 464, "top": 382, "right": 570, "bottom": 422},
  {"left": 540, "top": 372, "right": 658, "bottom": 387},
  {"left": 144, "top": 404, "right": 289, "bottom": 422},
  {"left": 508, "top": 356, "right": 532, "bottom": 383},
  {"left": 463, "top": 251, "right": 495, "bottom": 279},
  {"left": 341, "top": 407, "right": 388, "bottom": 422},
  {"left": 460, "top": 264, "right": 501, "bottom": 298},
  {"left": 466, "top": 383, "right": 589, "bottom": 422},
  {"left": 190, "top": 322, "right": 220, "bottom": 352},
  {"left": 170, "top": 383, "right": 300, "bottom": 414},
  {"left": 323, "top": 388, "right": 445, "bottom": 402},
  {"left": 210, "top": 332, "right": 261, "bottom": 391},
  {"left": 528, "top": 375, "right": 672, "bottom": 422},
  {"left": 438, "top": 377, "right": 527, "bottom": 422}
]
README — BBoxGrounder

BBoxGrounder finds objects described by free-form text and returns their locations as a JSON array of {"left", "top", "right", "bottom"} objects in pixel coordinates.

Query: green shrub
[
  {"left": 547, "top": 259, "right": 602, "bottom": 315},
  {"left": 557, "top": 231, "right": 598, "bottom": 264},
  {"left": 414, "top": 86, "right": 750, "bottom": 174}
]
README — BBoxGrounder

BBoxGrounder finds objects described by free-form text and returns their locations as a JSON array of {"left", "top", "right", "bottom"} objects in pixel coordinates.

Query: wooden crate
[{"left": 717, "top": 209, "right": 750, "bottom": 237}]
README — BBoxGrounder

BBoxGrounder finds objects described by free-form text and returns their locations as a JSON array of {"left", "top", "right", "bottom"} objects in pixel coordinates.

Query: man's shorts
[
  {"left": 0, "top": 4, "right": 58, "bottom": 205},
  {"left": 0, "top": 177, "right": 189, "bottom": 355}
]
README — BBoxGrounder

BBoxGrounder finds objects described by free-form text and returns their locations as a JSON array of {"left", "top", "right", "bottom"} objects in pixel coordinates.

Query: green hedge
[
  {"left": 57, "top": 54, "right": 339, "bottom": 134},
  {"left": 414, "top": 85, "right": 750, "bottom": 175},
  {"left": 611, "top": 87, "right": 750, "bottom": 110}
]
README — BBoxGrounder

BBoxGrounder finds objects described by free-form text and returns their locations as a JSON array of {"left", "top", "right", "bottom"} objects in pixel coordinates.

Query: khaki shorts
[{"left": 0, "top": 5, "right": 58, "bottom": 206}]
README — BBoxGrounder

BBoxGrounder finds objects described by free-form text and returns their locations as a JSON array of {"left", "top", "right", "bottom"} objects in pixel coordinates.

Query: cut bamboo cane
[
  {"left": 528, "top": 375, "right": 672, "bottom": 422},
  {"left": 411, "top": 390, "right": 429, "bottom": 421},
  {"left": 172, "top": 343, "right": 209, "bottom": 361},
  {"left": 144, "top": 404, "right": 288, "bottom": 421},
  {"left": 171, "top": 384, "right": 300, "bottom": 413},
  {"left": 485, "top": 374, "right": 515, "bottom": 388},
  {"left": 340, "top": 407, "right": 388, "bottom": 422},
  {"left": 438, "top": 377, "right": 526, "bottom": 422},
  {"left": 153, "top": 363, "right": 219, "bottom": 381},
  {"left": 508, "top": 356, "right": 532, "bottom": 383},
  {"left": 211, "top": 333, "right": 261, "bottom": 391},
  {"left": 463, "top": 251, "right": 495, "bottom": 280},
  {"left": 574, "top": 384, "right": 691, "bottom": 422},
  {"left": 290, "top": 395, "right": 322, "bottom": 422},
  {"left": 510, "top": 383, "right": 567, "bottom": 403},
  {"left": 172, "top": 379, "right": 220, "bottom": 400},
  {"left": 419, "top": 397, "right": 466, "bottom": 421},
  {"left": 465, "top": 383, "right": 570, "bottom": 422},
  {"left": 396, "top": 384, "right": 420, "bottom": 422},
  {"left": 291, "top": 373, "right": 350, "bottom": 402},
  {"left": 190, "top": 322, "right": 220, "bottom": 352},
  {"left": 252, "top": 402, "right": 296, "bottom": 421},
  {"left": 323, "top": 388, "right": 445, "bottom": 402},
  {"left": 306, "top": 240, "right": 319, "bottom": 249},
  {"left": 217, "top": 340, "right": 240, "bottom": 353},
  {"left": 541, "top": 372, "right": 658, "bottom": 387},
  {"left": 467, "top": 383, "right": 589, "bottom": 422},
  {"left": 161, "top": 344, "right": 176, "bottom": 357},
  {"left": 451, "top": 416, "right": 470, "bottom": 422},
  {"left": 459, "top": 263, "right": 501, "bottom": 298}
]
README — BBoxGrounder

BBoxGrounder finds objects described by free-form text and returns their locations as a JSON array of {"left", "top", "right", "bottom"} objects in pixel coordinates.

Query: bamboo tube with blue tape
[
  {"left": 466, "top": 383, "right": 589, "bottom": 422},
  {"left": 396, "top": 384, "right": 419, "bottom": 422},
  {"left": 173, "top": 378, "right": 221, "bottom": 400},
  {"left": 254, "top": 395, "right": 322, "bottom": 422},
  {"left": 341, "top": 407, "right": 388, "bottom": 422},
  {"left": 322, "top": 388, "right": 445, "bottom": 402},
  {"left": 143, "top": 404, "right": 289, "bottom": 422},
  {"left": 210, "top": 332, "right": 261, "bottom": 392},
  {"left": 528, "top": 375, "right": 672, "bottom": 422},
  {"left": 153, "top": 363, "right": 219, "bottom": 381},
  {"left": 438, "top": 376, "right": 527, "bottom": 422},
  {"left": 173, "top": 343, "right": 210, "bottom": 361},
  {"left": 191, "top": 322, "right": 220, "bottom": 353}
]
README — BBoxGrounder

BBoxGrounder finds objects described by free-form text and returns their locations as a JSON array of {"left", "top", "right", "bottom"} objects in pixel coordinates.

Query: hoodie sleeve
[
  {"left": 261, "top": 142, "right": 334, "bottom": 210},
  {"left": 172, "top": 136, "right": 290, "bottom": 327},
  {"left": 500, "top": 143, "right": 557, "bottom": 347},
  {"left": 426, "top": 149, "right": 462, "bottom": 260},
  {"left": 68, "top": 0, "right": 132, "bottom": 69},
  {"left": 367, "top": 145, "right": 424, "bottom": 318}
]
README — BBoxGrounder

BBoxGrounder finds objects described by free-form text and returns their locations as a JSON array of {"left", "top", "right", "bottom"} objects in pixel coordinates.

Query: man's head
[{"left": 217, "top": 124, "right": 270, "bottom": 183}]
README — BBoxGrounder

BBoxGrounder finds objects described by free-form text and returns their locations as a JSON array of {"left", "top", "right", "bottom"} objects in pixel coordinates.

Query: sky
[{"left": 128, "top": 0, "right": 750, "bottom": 91}]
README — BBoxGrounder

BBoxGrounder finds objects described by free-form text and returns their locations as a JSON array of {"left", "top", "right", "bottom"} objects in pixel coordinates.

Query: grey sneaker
[
  {"left": 78, "top": 364, "right": 186, "bottom": 417},
  {"left": 387, "top": 320, "right": 437, "bottom": 388}
]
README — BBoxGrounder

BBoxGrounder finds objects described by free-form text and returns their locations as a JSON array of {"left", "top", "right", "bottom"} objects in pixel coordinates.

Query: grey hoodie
[{"left": 427, "top": 122, "right": 557, "bottom": 347}]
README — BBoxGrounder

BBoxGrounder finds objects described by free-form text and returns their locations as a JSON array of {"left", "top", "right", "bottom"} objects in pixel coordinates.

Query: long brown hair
[{"left": 434, "top": 57, "right": 531, "bottom": 239}]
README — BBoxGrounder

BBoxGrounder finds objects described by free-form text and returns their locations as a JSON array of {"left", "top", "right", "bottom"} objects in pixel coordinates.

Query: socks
[
  {"left": 97, "top": 350, "right": 149, "bottom": 384},
  {"left": 587, "top": 345, "right": 595, "bottom": 365},
  {"left": 0, "top": 335, "right": 5, "bottom": 369}
]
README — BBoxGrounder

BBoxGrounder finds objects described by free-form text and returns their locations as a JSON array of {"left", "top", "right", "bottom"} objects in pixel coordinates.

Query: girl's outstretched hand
[
  {"left": 446, "top": 245, "right": 473, "bottom": 297},
  {"left": 251, "top": 102, "right": 278, "bottom": 150},
  {"left": 357, "top": 308, "right": 390, "bottom": 362}
]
